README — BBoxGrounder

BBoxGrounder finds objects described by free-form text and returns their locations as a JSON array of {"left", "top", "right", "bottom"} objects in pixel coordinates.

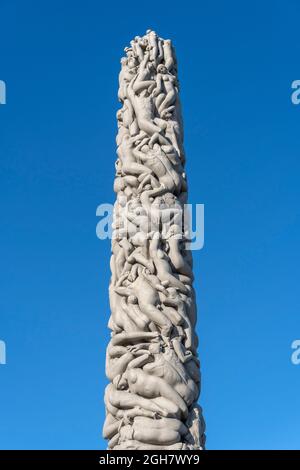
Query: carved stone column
[{"left": 103, "top": 30, "right": 206, "bottom": 450}]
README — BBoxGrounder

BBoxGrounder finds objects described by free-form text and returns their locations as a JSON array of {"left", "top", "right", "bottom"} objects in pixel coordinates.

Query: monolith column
[{"left": 103, "top": 30, "right": 206, "bottom": 450}]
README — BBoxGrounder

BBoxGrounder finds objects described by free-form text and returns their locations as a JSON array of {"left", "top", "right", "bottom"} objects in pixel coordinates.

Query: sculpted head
[
  {"left": 117, "top": 194, "right": 128, "bottom": 207},
  {"left": 113, "top": 373, "right": 127, "bottom": 390},
  {"left": 157, "top": 249, "right": 165, "bottom": 260},
  {"left": 152, "top": 143, "right": 161, "bottom": 153},
  {"left": 114, "top": 178, "right": 125, "bottom": 193},
  {"left": 157, "top": 64, "right": 168, "bottom": 74},
  {"left": 167, "top": 287, "right": 177, "bottom": 298},
  {"left": 127, "top": 269, "right": 137, "bottom": 282},
  {"left": 143, "top": 267, "right": 152, "bottom": 277},
  {"left": 124, "top": 46, "right": 133, "bottom": 56},
  {"left": 141, "top": 144, "right": 150, "bottom": 153},
  {"left": 128, "top": 56, "right": 137, "bottom": 69},
  {"left": 147, "top": 61, "right": 155, "bottom": 72},
  {"left": 127, "top": 369, "right": 138, "bottom": 385},
  {"left": 164, "top": 192, "right": 176, "bottom": 206},
  {"left": 128, "top": 295, "right": 138, "bottom": 305},
  {"left": 153, "top": 196, "right": 162, "bottom": 207},
  {"left": 136, "top": 265, "right": 143, "bottom": 277},
  {"left": 139, "top": 37, "right": 148, "bottom": 48},
  {"left": 134, "top": 206, "right": 146, "bottom": 217},
  {"left": 128, "top": 198, "right": 139, "bottom": 211},
  {"left": 168, "top": 223, "right": 182, "bottom": 238},
  {"left": 116, "top": 109, "right": 123, "bottom": 122}
]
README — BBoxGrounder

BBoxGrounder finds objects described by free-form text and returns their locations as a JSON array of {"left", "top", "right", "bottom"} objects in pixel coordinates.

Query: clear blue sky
[{"left": 1, "top": 0, "right": 300, "bottom": 450}]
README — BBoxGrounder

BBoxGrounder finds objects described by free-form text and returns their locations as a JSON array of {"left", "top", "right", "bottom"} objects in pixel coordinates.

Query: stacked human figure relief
[{"left": 103, "top": 30, "right": 206, "bottom": 450}]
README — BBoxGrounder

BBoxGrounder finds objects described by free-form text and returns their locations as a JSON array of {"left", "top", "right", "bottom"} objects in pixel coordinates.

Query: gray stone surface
[{"left": 103, "top": 30, "right": 205, "bottom": 450}]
